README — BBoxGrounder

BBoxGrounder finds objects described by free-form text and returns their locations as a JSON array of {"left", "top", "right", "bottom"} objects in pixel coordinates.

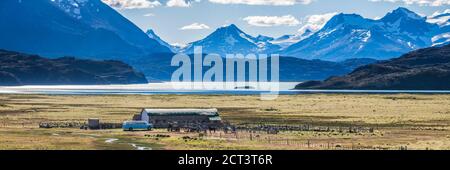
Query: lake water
[{"left": 1, "top": 82, "right": 450, "bottom": 95}]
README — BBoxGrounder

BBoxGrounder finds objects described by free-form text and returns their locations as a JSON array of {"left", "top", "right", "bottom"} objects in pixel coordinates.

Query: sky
[{"left": 101, "top": 0, "right": 450, "bottom": 45}]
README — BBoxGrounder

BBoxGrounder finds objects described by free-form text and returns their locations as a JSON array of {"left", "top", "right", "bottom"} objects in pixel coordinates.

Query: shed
[
  {"left": 88, "top": 118, "right": 100, "bottom": 129},
  {"left": 140, "top": 108, "right": 222, "bottom": 128}
]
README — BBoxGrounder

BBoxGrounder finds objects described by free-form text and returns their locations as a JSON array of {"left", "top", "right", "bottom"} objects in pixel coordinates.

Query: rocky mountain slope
[
  {"left": 0, "top": 0, "right": 170, "bottom": 60},
  {"left": 0, "top": 49, "right": 148, "bottom": 85},
  {"left": 295, "top": 44, "right": 450, "bottom": 90}
]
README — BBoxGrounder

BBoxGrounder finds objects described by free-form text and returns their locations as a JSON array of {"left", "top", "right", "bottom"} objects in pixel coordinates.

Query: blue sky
[{"left": 102, "top": 0, "right": 450, "bottom": 45}]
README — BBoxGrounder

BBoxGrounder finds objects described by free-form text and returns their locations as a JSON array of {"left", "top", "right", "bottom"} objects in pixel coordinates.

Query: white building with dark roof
[{"left": 139, "top": 108, "right": 222, "bottom": 128}]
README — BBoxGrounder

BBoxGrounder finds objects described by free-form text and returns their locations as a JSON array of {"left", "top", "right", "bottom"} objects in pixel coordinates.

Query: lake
[{"left": 1, "top": 82, "right": 450, "bottom": 95}]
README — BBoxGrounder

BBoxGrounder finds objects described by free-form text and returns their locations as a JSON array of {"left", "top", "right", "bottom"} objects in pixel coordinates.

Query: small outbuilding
[
  {"left": 139, "top": 108, "right": 222, "bottom": 128},
  {"left": 87, "top": 118, "right": 100, "bottom": 129}
]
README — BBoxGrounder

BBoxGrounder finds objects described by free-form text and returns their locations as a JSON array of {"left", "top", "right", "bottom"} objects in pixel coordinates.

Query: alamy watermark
[{"left": 170, "top": 46, "right": 280, "bottom": 100}]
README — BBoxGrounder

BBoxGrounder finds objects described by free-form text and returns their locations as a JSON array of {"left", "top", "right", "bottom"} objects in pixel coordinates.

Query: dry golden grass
[{"left": 1, "top": 94, "right": 450, "bottom": 150}]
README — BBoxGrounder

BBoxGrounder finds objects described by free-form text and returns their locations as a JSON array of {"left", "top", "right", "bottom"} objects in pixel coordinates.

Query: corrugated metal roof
[
  {"left": 208, "top": 116, "right": 222, "bottom": 121},
  {"left": 143, "top": 108, "right": 219, "bottom": 116}
]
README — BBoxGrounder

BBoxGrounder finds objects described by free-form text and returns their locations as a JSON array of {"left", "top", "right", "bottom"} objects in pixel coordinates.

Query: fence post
[{"left": 307, "top": 140, "right": 310, "bottom": 148}]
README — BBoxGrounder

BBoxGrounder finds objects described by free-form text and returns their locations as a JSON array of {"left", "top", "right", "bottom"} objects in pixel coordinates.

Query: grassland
[{"left": 1, "top": 94, "right": 450, "bottom": 150}]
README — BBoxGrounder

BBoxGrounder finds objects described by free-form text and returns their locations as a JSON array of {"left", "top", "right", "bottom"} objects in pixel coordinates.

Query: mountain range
[
  {"left": 179, "top": 24, "right": 282, "bottom": 57},
  {"left": 1, "top": 1, "right": 450, "bottom": 85},
  {"left": 295, "top": 44, "right": 450, "bottom": 90},
  {"left": 153, "top": 7, "right": 448, "bottom": 62},
  {"left": 2, "top": 1, "right": 447, "bottom": 63},
  {"left": 283, "top": 8, "right": 440, "bottom": 61},
  {"left": 0, "top": 0, "right": 170, "bottom": 60},
  {"left": 176, "top": 24, "right": 317, "bottom": 57}
]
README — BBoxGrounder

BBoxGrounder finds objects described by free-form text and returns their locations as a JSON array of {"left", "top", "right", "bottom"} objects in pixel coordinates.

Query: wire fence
[{"left": 201, "top": 129, "right": 407, "bottom": 150}]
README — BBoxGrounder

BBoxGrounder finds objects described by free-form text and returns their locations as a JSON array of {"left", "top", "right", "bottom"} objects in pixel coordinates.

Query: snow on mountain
[
  {"left": 170, "top": 43, "right": 187, "bottom": 52},
  {"left": 380, "top": 7, "right": 432, "bottom": 36},
  {"left": 255, "top": 35, "right": 275, "bottom": 42},
  {"left": 146, "top": 29, "right": 177, "bottom": 52},
  {"left": 282, "top": 7, "right": 439, "bottom": 61},
  {"left": 428, "top": 10, "right": 450, "bottom": 46},
  {"left": 432, "top": 33, "right": 450, "bottom": 46},
  {"left": 427, "top": 11, "right": 450, "bottom": 27},
  {"left": 0, "top": 0, "right": 170, "bottom": 60},
  {"left": 50, "top": 0, "right": 88, "bottom": 20},
  {"left": 181, "top": 24, "right": 281, "bottom": 56},
  {"left": 271, "top": 29, "right": 314, "bottom": 49}
]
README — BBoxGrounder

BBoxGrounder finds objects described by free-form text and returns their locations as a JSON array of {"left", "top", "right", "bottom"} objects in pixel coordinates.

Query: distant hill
[
  {"left": 0, "top": 49, "right": 148, "bottom": 86},
  {"left": 0, "top": 0, "right": 170, "bottom": 60},
  {"left": 129, "top": 53, "right": 377, "bottom": 82},
  {"left": 295, "top": 44, "right": 450, "bottom": 90}
]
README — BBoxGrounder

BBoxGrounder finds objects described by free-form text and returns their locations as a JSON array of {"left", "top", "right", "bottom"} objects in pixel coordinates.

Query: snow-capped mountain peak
[
  {"left": 323, "top": 13, "right": 373, "bottom": 30},
  {"left": 301, "top": 29, "right": 313, "bottom": 36},
  {"left": 215, "top": 24, "right": 246, "bottom": 36},
  {"left": 146, "top": 29, "right": 157, "bottom": 39},
  {"left": 146, "top": 29, "right": 176, "bottom": 52},
  {"left": 380, "top": 7, "right": 429, "bottom": 35},
  {"left": 382, "top": 7, "right": 424, "bottom": 21},
  {"left": 380, "top": 7, "right": 437, "bottom": 38},
  {"left": 181, "top": 24, "right": 281, "bottom": 56},
  {"left": 220, "top": 24, "right": 239, "bottom": 30}
]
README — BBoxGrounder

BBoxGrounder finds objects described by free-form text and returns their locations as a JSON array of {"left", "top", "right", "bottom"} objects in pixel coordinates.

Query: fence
[
  {"left": 234, "top": 124, "right": 375, "bottom": 134},
  {"left": 201, "top": 129, "right": 406, "bottom": 150},
  {"left": 39, "top": 121, "right": 122, "bottom": 129}
]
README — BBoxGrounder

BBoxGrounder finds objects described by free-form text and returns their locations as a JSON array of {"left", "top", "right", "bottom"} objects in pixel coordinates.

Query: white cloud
[
  {"left": 208, "top": 0, "right": 313, "bottom": 6},
  {"left": 180, "top": 23, "right": 211, "bottom": 30},
  {"left": 243, "top": 15, "right": 300, "bottom": 27},
  {"left": 102, "top": 0, "right": 161, "bottom": 9},
  {"left": 297, "top": 12, "right": 337, "bottom": 35},
  {"left": 167, "top": 0, "right": 192, "bottom": 7},
  {"left": 369, "top": 0, "right": 450, "bottom": 6},
  {"left": 143, "top": 13, "right": 155, "bottom": 17}
]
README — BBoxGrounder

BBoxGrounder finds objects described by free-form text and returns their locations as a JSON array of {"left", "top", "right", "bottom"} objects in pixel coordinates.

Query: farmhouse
[{"left": 139, "top": 108, "right": 222, "bottom": 128}]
